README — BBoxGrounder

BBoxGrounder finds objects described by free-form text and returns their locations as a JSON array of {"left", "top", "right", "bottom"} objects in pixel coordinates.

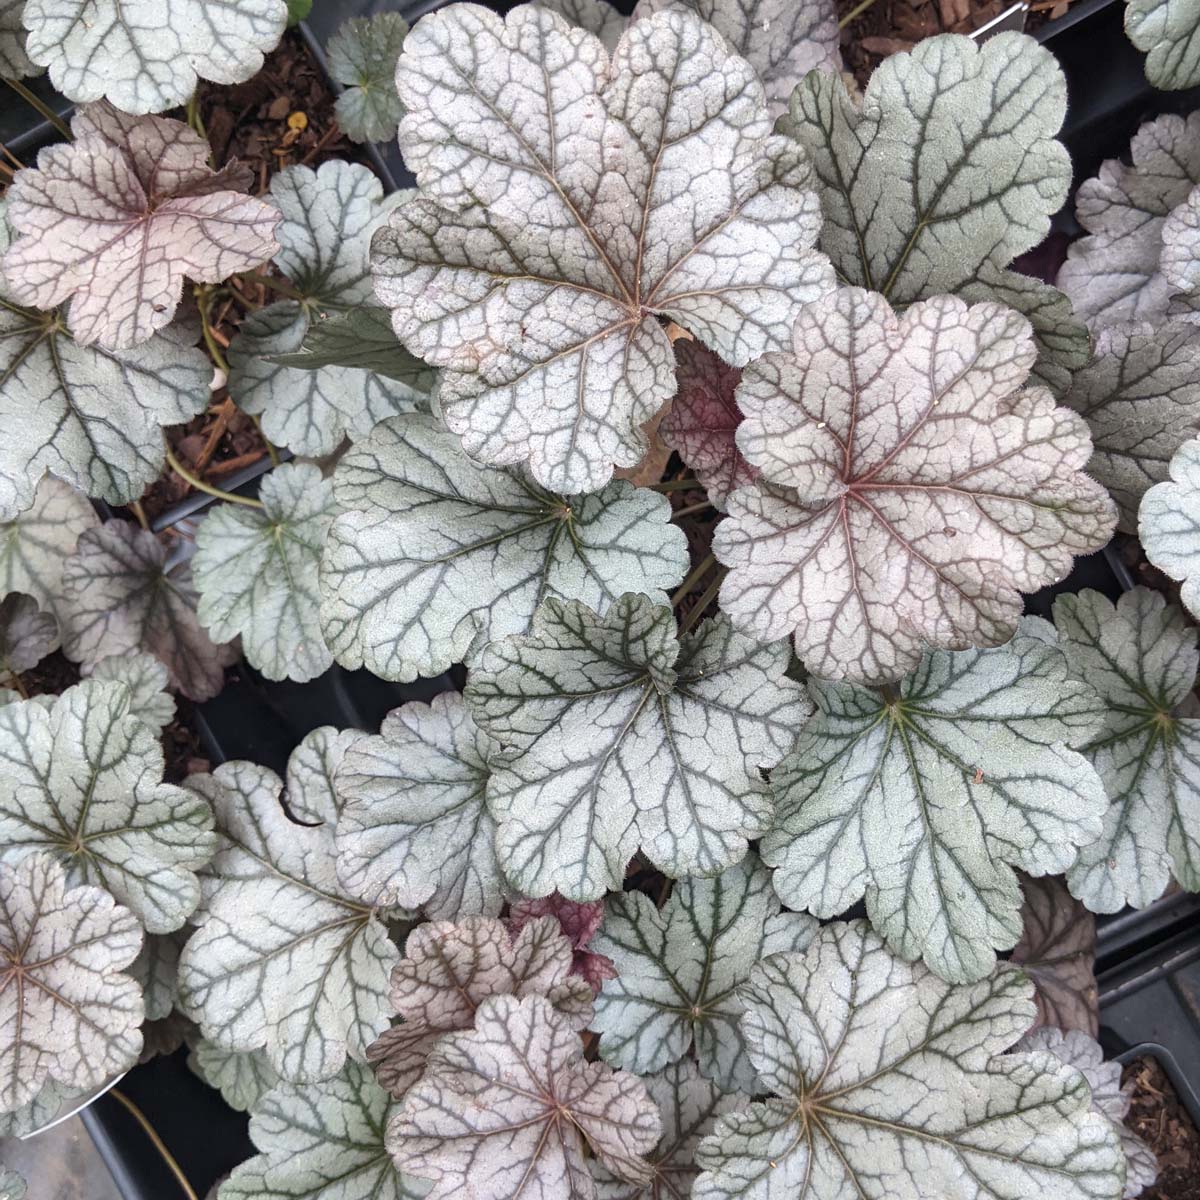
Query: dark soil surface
[{"left": 1123, "top": 1055, "right": 1200, "bottom": 1200}]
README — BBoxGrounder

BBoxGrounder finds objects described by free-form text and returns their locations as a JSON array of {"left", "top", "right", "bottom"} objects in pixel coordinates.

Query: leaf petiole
[{"left": 164, "top": 439, "right": 264, "bottom": 510}]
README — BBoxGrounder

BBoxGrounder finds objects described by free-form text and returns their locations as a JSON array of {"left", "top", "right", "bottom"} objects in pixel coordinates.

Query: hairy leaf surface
[
  {"left": 1054, "top": 589, "right": 1200, "bottom": 910},
  {"left": 0, "top": 680, "right": 216, "bottom": 932},
  {"left": 467, "top": 593, "right": 810, "bottom": 900},
  {"left": 1018, "top": 1029, "right": 1157, "bottom": 1198},
  {"left": 3, "top": 104, "right": 278, "bottom": 348},
  {"left": 1163, "top": 184, "right": 1200, "bottom": 296},
  {"left": 335, "top": 693, "right": 502, "bottom": 919},
  {"left": 0, "top": 1168, "right": 23, "bottom": 1200},
  {"left": 1126, "top": 0, "right": 1200, "bottom": 89},
  {"left": 0, "top": 594, "right": 57, "bottom": 677},
  {"left": 658, "top": 340, "right": 756, "bottom": 511},
  {"left": 1011, "top": 874, "right": 1099, "bottom": 1037},
  {"left": 1060, "top": 112, "right": 1200, "bottom": 328},
  {"left": 221, "top": 1061, "right": 427, "bottom": 1200},
  {"left": 328, "top": 14, "right": 408, "bottom": 144},
  {"left": 714, "top": 289, "right": 1115, "bottom": 685},
  {"left": 780, "top": 32, "right": 1085, "bottom": 391},
  {"left": 61, "top": 521, "right": 237, "bottom": 701},
  {"left": 22, "top": 0, "right": 287, "bottom": 113},
  {"left": 178, "top": 756, "right": 399, "bottom": 1083},
  {"left": 366, "top": 914, "right": 592, "bottom": 1100},
  {"left": 592, "top": 857, "right": 817, "bottom": 1091},
  {"left": 189, "top": 1040, "right": 280, "bottom": 1114},
  {"left": 374, "top": 4, "right": 833, "bottom": 493},
  {"left": 228, "top": 162, "right": 424, "bottom": 455},
  {"left": 388, "top": 994, "right": 661, "bottom": 1199},
  {"left": 594, "top": 1060, "right": 746, "bottom": 1200},
  {"left": 131, "top": 930, "right": 187, "bottom": 1022},
  {"left": 285, "top": 726, "right": 365, "bottom": 827},
  {"left": 692, "top": 921, "right": 1124, "bottom": 1200},
  {"left": 0, "top": 853, "right": 143, "bottom": 1114},
  {"left": 92, "top": 652, "right": 175, "bottom": 734},
  {"left": 194, "top": 462, "right": 339, "bottom": 683},
  {"left": 1064, "top": 323, "right": 1200, "bottom": 531},
  {"left": 1141, "top": 437, "right": 1200, "bottom": 617},
  {"left": 763, "top": 627, "right": 1109, "bottom": 982},
  {"left": 321, "top": 414, "right": 688, "bottom": 680}
]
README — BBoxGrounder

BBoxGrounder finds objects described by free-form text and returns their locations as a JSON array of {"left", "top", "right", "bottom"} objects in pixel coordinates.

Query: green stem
[
  {"left": 129, "top": 500, "right": 150, "bottom": 531},
  {"left": 672, "top": 500, "right": 713, "bottom": 520},
  {"left": 185, "top": 91, "right": 207, "bottom": 141},
  {"left": 671, "top": 554, "right": 717, "bottom": 607},
  {"left": 3, "top": 76, "right": 71, "bottom": 139},
  {"left": 680, "top": 567, "right": 726, "bottom": 634},
  {"left": 195, "top": 286, "right": 230, "bottom": 374},
  {"left": 250, "top": 414, "right": 281, "bottom": 466},
  {"left": 649, "top": 476, "right": 702, "bottom": 493},
  {"left": 164, "top": 441, "right": 264, "bottom": 509},
  {"left": 235, "top": 273, "right": 304, "bottom": 301},
  {"left": 838, "top": 0, "right": 880, "bottom": 27}
]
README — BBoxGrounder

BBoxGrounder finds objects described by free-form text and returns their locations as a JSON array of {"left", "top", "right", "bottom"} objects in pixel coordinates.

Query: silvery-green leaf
[
  {"left": 2, "top": 104, "right": 280, "bottom": 349},
  {"left": 327, "top": 14, "right": 407, "bottom": 144},
  {"left": 229, "top": 162, "right": 423, "bottom": 456},
  {"left": 592, "top": 856, "right": 817, "bottom": 1092},
  {"left": 0, "top": 853, "right": 143, "bottom": 1115},
  {"left": 178, "top": 758, "right": 399, "bottom": 1083},
  {"left": 0, "top": 1079, "right": 85, "bottom": 1138},
  {"left": 335, "top": 694, "right": 502, "bottom": 919},
  {"left": 1126, "top": 0, "right": 1200, "bottom": 89},
  {"left": 0, "top": 0, "right": 35, "bottom": 77},
  {"left": 194, "top": 462, "right": 339, "bottom": 683},
  {"left": 0, "top": 690, "right": 18, "bottom": 709},
  {"left": 61, "top": 521, "right": 237, "bottom": 702},
  {"left": 1060, "top": 112, "right": 1200, "bottom": 330},
  {"left": 320, "top": 414, "right": 688, "bottom": 681},
  {"left": 467, "top": 593, "right": 811, "bottom": 900},
  {"left": 1162, "top": 184, "right": 1200, "bottom": 295},
  {"left": 189, "top": 1040, "right": 280, "bottom": 1114},
  {"left": 635, "top": 0, "right": 841, "bottom": 116},
  {"left": 0, "top": 680, "right": 217, "bottom": 932},
  {"left": 536, "top": 0, "right": 629, "bottom": 49},
  {"left": 692, "top": 921, "right": 1125, "bottom": 1200},
  {"left": 0, "top": 1168, "right": 23, "bottom": 1200},
  {"left": 763, "top": 628, "right": 1109, "bottom": 983},
  {"left": 130, "top": 930, "right": 188, "bottom": 1021},
  {"left": 1064, "top": 323, "right": 1200, "bottom": 531},
  {"left": 139, "top": 1010, "right": 197, "bottom": 1064},
  {"left": 92, "top": 652, "right": 175, "bottom": 734},
  {"left": 1011, "top": 874, "right": 1099, "bottom": 1038},
  {"left": 264, "top": 307, "right": 434, "bottom": 389},
  {"left": 366, "top": 914, "right": 593, "bottom": 1100},
  {"left": 220, "top": 1061, "right": 427, "bottom": 1200},
  {"left": 1141, "top": 438, "right": 1200, "bottom": 617},
  {"left": 713, "top": 289, "right": 1115, "bottom": 686},
  {"left": 388, "top": 994, "right": 661, "bottom": 1199},
  {"left": 594, "top": 1060, "right": 748, "bottom": 1200},
  {"left": 1054, "top": 588, "right": 1200, "bottom": 911},
  {"left": 0, "top": 593, "right": 57, "bottom": 677},
  {"left": 21, "top": 0, "right": 286, "bottom": 114},
  {"left": 0, "top": 477, "right": 97, "bottom": 621},
  {"left": 0, "top": 305, "right": 211, "bottom": 521},
  {"left": 1018, "top": 1029, "right": 1158, "bottom": 1199},
  {"left": 375, "top": 4, "right": 833, "bottom": 494},
  {"left": 780, "top": 32, "right": 1085, "bottom": 392}
]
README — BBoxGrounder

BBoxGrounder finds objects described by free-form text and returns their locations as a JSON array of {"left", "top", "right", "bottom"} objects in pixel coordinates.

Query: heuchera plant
[{"left": 6, "top": 0, "right": 1200, "bottom": 1197}]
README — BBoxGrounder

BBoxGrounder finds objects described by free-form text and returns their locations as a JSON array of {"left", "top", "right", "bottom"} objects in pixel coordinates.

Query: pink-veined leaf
[{"left": 507, "top": 893, "right": 617, "bottom": 994}]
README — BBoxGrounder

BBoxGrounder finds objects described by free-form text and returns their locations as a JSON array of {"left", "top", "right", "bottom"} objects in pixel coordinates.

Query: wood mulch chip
[{"left": 1123, "top": 1055, "right": 1200, "bottom": 1200}]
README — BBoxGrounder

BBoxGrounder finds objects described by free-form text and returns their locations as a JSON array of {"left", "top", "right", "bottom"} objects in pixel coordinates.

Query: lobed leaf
[
  {"left": 1141, "top": 437, "right": 1200, "bottom": 617},
  {"left": 1060, "top": 112, "right": 1200, "bottom": 329},
  {"left": 374, "top": 3, "right": 833, "bottom": 493},
  {"left": 1126, "top": 0, "right": 1200, "bottom": 90},
  {"left": 592, "top": 856, "right": 817, "bottom": 1092},
  {"left": 285, "top": 726, "right": 366, "bottom": 827},
  {"left": 366, "top": 914, "right": 592, "bottom": 1100},
  {"left": 178, "top": 753, "right": 399, "bottom": 1083},
  {"left": 130, "top": 930, "right": 188, "bottom": 1022},
  {"left": 1063, "top": 323, "right": 1200, "bottom": 531},
  {"left": 0, "top": 0, "right": 34, "bottom": 77},
  {"left": 228, "top": 162, "right": 426, "bottom": 456},
  {"left": 1163, "top": 184, "right": 1200, "bottom": 296},
  {"left": 1054, "top": 588, "right": 1200, "bottom": 911},
  {"left": 780, "top": 32, "right": 1085, "bottom": 392},
  {"left": 335, "top": 693, "right": 503, "bottom": 919},
  {"left": 692, "top": 921, "right": 1125, "bottom": 1200},
  {"left": 320, "top": 413, "right": 688, "bottom": 681},
  {"left": 194, "top": 462, "right": 340, "bottom": 683},
  {"left": 91, "top": 652, "right": 176, "bottom": 734},
  {"left": 327, "top": 14, "right": 408, "bottom": 144},
  {"left": 0, "top": 853, "right": 143, "bottom": 1115},
  {"left": 388, "top": 994, "right": 661, "bottom": 1199},
  {"left": 1011, "top": 874, "right": 1099, "bottom": 1038},
  {"left": 714, "top": 289, "right": 1115, "bottom": 685},
  {"left": 189, "top": 1040, "right": 280, "bottom": 1114},
  {"left": 0, "top": 680, "right": 217, "bottom": 932},
  {"left": 22, "top": 0, "right": 287, "bottom": 114},
  {"left": 466, "top": 593, "right": 811, "bottom": 900},
  {"left": 507, "top": 893, "right": 616, "bottom": 993},
  {"left": 0, "top": 593, "right": 57, "bottom": 677},
  {"left": 61, "top": 521, "right": 237, "bottom": 702},
  {"left": 763, "top": 626, "right": 1110, "bottom": 982}
]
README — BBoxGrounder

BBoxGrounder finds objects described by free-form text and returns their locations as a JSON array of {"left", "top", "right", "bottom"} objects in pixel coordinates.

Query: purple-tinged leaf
[
  {"left": 507, "top": 893, "right": 616, "bottom": 994},
  {"left": 0, "top": 593, "right": 58, "bottom": 677}
]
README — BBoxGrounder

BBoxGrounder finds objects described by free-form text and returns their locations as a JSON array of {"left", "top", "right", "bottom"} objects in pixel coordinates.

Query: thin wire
[{"left": 109, "top": 1089, "right": 199, "bottom": 1200}]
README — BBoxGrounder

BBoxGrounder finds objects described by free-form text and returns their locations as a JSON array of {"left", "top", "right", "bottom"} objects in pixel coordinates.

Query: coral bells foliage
[{"left": 17, "top": 0, "right": 1200, "bottom": 1197}]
